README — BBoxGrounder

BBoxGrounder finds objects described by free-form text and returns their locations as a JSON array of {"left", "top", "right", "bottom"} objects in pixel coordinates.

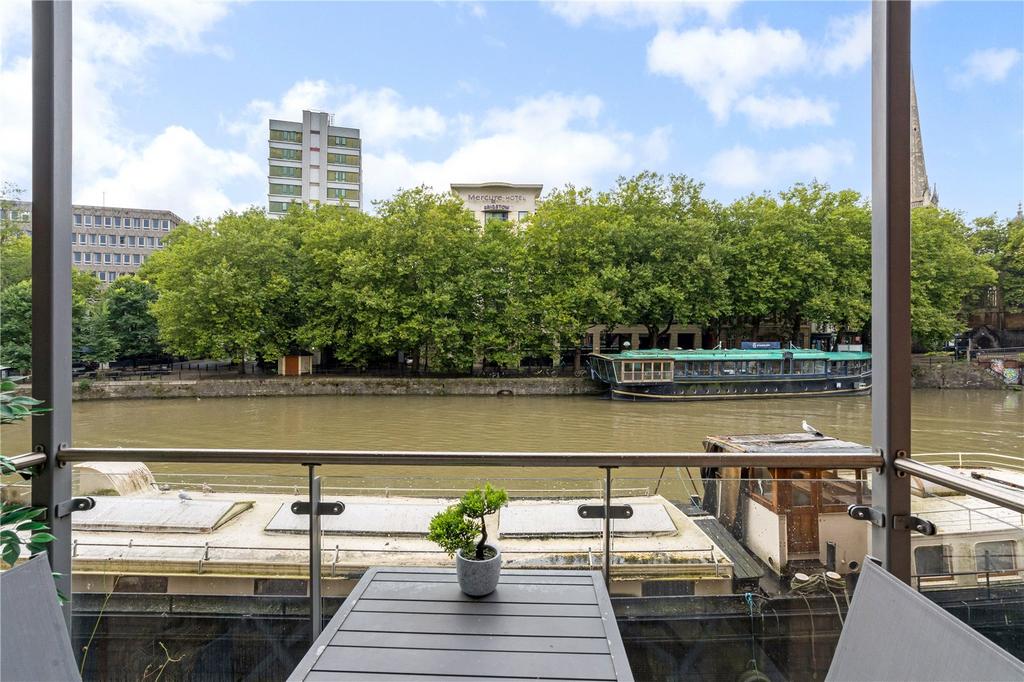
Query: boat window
[
  {"left": 748, "top": 467, "right": 775, "bottom": 507},
  {"left": 975, "top": 540, "right": 1017, "bottom": 574},
  {"left": 721, "top": 361, "right": 736, "bottom": 375},
  {"left": 695, "top": 362, "right": 712, "bottom": 376},
  {"left": 914, "top": 545, "right": 952, "bottom": 578},
  {"left": 761, "top": 360, "right": 782, "bottom": 375},
  {"left": 813, "top": 360, "right": 826, "bottom": 374},
  {"left": 740, "top": 361, "right": 758, "bottom": 375}
]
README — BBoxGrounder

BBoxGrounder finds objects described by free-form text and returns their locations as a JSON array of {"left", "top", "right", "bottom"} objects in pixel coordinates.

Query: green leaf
[
  {"left": 16, "top": 521, "right": 48, "bottom": 532},
  {"left": 28, "top": 532, "right": 56, "bottom": 544}
]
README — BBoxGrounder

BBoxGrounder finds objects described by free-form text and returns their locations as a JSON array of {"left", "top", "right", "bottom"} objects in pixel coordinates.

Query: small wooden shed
[{"left": 278, "top": 353, "right": 313, "bottom": 376}]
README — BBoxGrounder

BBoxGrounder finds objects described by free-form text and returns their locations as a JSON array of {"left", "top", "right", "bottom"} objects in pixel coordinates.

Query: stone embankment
[
  {"left": 910, "top": 358, "right": 1015, "bottom": 390},
  {"left": 71, "top": 376, "right": 605, "bottom": 401}
]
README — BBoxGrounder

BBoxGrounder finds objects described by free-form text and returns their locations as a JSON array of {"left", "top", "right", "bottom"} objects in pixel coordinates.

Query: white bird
[
  {"left": 802, "top": 420, "right": 824, "bottom": 438},
  {"left": 178, "top": 491, "right": 193, "bottom": 503},
  {"left": 201, "top": 483, "right": 213, "bottom": 494}
]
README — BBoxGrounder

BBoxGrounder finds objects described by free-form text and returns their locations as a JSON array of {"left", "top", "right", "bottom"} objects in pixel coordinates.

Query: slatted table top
[{"left": 289, "top": 567, "right": 634, "bottom": 681}]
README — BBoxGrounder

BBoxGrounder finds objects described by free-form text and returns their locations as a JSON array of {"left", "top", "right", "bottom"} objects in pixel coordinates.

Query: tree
[
  {"left": 606, "top": 173, "right": 727, "bottom": 347},
  {"left": 523, "top": 185, "right": 621, "bottom": 355},
  {"left": 910, "top": 207, "right": 998, "bottom": 349},
  {"left": 78, "top": 302, "right": 120, "bottom": 364},
  {"left": 105, "top": 276, "right": 163, "bottom": 360},
  {"left": 1, "top": 182, "right": 32, "bottom": 289},
  {"left": 0, "top": 270, "right": 102, "bottom": 371},
  {"left": 143, "top": 209, "right": 302, "bottom": 370},
  {"left": 0, "top": 280, "right": 32, "bottom": 371}
]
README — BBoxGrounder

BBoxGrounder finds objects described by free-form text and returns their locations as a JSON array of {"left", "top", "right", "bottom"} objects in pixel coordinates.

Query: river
[{"left": 1, "top": 390, "right": 1019, "bottom": 500}]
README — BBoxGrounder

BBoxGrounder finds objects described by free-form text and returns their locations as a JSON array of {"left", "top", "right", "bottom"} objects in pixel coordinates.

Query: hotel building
[
  {"left": 268, "top": 110, "right": 362, "bottom": 215},
  {"left": 450, "top": 182, "right": 543, "bottom": 227}
]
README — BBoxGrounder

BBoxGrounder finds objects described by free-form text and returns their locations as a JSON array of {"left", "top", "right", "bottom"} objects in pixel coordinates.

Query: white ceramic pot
[{"left": 455, "top": 545, "right": 501, "bottom": 597}]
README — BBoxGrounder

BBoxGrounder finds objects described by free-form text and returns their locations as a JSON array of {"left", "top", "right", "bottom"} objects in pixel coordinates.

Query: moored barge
[{"left": 589, "top": 348, "right": 871, "bottom": 401}]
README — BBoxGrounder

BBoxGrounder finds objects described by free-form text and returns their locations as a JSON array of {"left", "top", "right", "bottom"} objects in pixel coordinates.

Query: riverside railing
[{"left": 14, "top": 445, "right": 1024, "bottom": 640}]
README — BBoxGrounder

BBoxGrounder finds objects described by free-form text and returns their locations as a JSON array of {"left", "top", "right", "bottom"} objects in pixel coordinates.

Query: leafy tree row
[{"left": 1, "top": 174, "right": 1016, "bottom": 373}]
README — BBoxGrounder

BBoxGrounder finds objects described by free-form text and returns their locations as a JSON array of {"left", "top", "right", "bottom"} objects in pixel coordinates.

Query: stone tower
[{"left": 911, "top": 74, "right": 938, "bottom": 208}]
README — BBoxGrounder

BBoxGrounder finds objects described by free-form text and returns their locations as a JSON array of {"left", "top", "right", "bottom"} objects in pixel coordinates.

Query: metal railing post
[
  {"left": 308, "top": 465, "right": 323, "bottom": 640},
  {"left": 602, "top": 467, "right": 612, "bottom": 587},
  {"left": 31, "top": 0, "right": 74, "bottom": 631},
  {"left": 870, "top": 0, "right": 913, "bottom": 583}
]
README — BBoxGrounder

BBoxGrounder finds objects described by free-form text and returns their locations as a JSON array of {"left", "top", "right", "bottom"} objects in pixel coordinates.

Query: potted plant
[{"left": 428, "top": 484, "right": 508, "bottom": 597}]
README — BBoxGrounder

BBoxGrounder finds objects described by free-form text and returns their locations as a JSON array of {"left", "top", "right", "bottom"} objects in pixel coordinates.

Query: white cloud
[
  {"left": 819, "top": 12, "right": 871, "bottom": 75},
  {"left": 647, "top": 25, "right": 808, "bottom": 121},
  {"left": 952, "top": 48, "right": 1022, "bottom": 87},
  {"left": 706, "top": 141, "right": 854, "bottom": 188},
  {"left": 360, "top": 93, "right": 670, "bottom": 206},
  {"left": 229, "top": 80, "right": 447, "bottom": 157},
  {"left": 735, "top": 94, "right": 834, "bottom": 129},
  {"left": 79, "top": 127, "right": 262, "bottom": 220},
  {"left": 547, "top": 0, "right": 737, "bottom": 27},
  {"left": 1, "top": 0, "right": 245, "bottom": 218}
]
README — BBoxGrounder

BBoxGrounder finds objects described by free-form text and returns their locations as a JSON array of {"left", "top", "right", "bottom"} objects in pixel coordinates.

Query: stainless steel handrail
[
  {"left": 3, "top": 451, "right": 48, "bottom": 471},
  {"left": 57, "top": 447, "right": 880, "bottom": 468},
  {"left": 894, "top": 458, "right": 1024, "bottom": 514}
]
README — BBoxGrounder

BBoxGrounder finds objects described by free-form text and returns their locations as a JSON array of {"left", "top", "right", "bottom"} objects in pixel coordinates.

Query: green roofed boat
[{"left": 588, "top": 347, "right": 871, "bottom": 401}]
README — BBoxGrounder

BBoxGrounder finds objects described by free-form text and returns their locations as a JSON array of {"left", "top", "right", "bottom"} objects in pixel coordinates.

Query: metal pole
[
  {"left": 308, "top": 465, "right": 323, "bottom": 640},
  {"left": 31, "top": 0, "right": 73, "bottom": 630},
  {"left": 602, "top": 467, "right": 612, "bottom": 587},
  {"left": 870, "top": 0, "right": 913, "bottom": 583}
]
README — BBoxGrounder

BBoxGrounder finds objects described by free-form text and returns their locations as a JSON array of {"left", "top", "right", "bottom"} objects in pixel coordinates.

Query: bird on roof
[
  {"left": 802, "top": 420, "right": 824, "bottom": 438},
  {"left": 178, "top": 491, "right": 192, "bottom": 503},
  {"left": 201, "top": 483, "right": 213, "bottom": 494}
]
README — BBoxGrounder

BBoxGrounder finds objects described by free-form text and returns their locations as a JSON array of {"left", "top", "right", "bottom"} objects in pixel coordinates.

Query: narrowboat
[{"left": 588, "top": 347, "right": 871, "bottom": 401}]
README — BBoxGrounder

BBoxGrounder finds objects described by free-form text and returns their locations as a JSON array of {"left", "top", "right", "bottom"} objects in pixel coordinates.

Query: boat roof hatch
[
  {"left": 73, "top": 498, "right": 253, "bottom": 533},
  {"left": 703, "top": 432, "right": 871, "bottom": 455},
  {"left": 499, "top": 501, "right": 677, "bottom": 538}
]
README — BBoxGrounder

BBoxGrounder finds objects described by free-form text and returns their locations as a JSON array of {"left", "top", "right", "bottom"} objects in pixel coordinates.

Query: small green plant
[
  {"left": 0, "top": 377, "right": 57, "bottom": 577},
  {"left": 428, "top": 484, "right": 508, "bottom": 560},
  {"left": 77, "top": 378, "right": 93, "bottom": 392}
]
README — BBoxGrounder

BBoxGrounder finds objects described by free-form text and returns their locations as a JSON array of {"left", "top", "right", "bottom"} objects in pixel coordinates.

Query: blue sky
[{"left": 1, "top": 1, "right": 1021, "bottom": 222}]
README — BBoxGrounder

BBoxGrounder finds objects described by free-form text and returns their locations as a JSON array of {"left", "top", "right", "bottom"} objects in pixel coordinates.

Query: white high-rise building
[{"left": 267, "top": 110, "right": 362, "bottom": 215}]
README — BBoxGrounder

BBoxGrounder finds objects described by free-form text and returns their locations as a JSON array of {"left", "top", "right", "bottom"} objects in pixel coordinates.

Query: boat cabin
[{"left": 701, "top": 433, "right": 871, "bottom": 575}]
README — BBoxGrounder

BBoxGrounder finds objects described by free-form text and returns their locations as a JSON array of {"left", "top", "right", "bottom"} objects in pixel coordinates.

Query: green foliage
[
  {"left": 0, "top": 280, "right": 33, "bottom": 371},
  {"left": 105, "top": 276, "right": 163, "bottom": 359},
  {"left": 0, "top": 182, "right": 31, "bottom": 290},
  {"left": 911, "top": 207, "right": 997, "bottom": 349},
  {"left": 428, "top": 484, "right": 509, "bottom": 560},
  {"left": 143, "top": 209, "right": 302, "bottom": 366}
]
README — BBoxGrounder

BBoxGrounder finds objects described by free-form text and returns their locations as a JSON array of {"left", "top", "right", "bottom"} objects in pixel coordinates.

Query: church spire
[{"left": 910, "top": 72, "right": 937, "bottom": 208}]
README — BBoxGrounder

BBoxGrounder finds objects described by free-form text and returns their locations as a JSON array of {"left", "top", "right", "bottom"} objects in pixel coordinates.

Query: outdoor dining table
[{"left": 288, "top": 566, "right": 634, "bottom": 681}]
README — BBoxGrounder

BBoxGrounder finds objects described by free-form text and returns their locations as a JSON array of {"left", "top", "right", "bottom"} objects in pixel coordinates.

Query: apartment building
[
  {"left": 7, "top": 202, "right": 182, "bottom": 284},
  {"left": 268, "top": 110, "right": 362, "bottom": 215}
]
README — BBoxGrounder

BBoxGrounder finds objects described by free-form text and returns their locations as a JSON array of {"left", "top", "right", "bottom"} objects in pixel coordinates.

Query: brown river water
[{"left": 1, "top": 390, "right": 1020, "bottom": 500}]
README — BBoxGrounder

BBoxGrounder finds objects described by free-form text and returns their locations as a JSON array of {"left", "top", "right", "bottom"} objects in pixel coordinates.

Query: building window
[
  {"left": 89, "top": 234, "right": 97, "bottom": 245},
  {"left": 327, "top": 170, "right": 359, "bottom": 183},
  {"left": 484, "top": 210, "right": 509, "bottom": 222},
  {"left": 133, "top": 254, "right": 141, "bottom": 265},
  {"left": 70, "top": 234, "right": 76, "bottom": 244},
  {"left": 73, "top": 251, "right": 81, "bottom": 263},
  {"left": 270, "top": 147, "right": 302, "bottom": 161},
  {"left": 94, "top": 252, "right": 101, "bottom": 263},
  {"left": 84, "top": 253, "right": 92, "bottom": 263},
  {"left": 269, "top": 201, "right": 295, "bottom": 213},
  {"left": 269, "top": 165, "right": 302, "bottom": 179},
  {"left": 103, "top": 216, "right": 111, "bottom": 227},
  {"left": 914, "top": 545, "right": 952, "bottom": 578},
  {"left": 84, "top": 215, "right": 92, "bottom": 226},
  {"left": 98, "top": 272, "right": 106, "bottom": 282},
  {"left": 109, "top": 271, "right": 116, "bottom": 280},
  {"left": 94, "top": 215, "right": 102, "bottom": 225},
  {"left": 162, "top": 220, "right": 170, "bottom": 231},
  {"left": 114, "top": 217, "right": 121, "bottom": 227},
  {"left": 79, "top": 234, "right": 86, "bottom": 244},
  {"left": 103, "top": 253, "right": 111, "bottom": 264},
  {"left": 127, "top": 236, "right": 135, "bottom": 246},
  {"left": 74, "top": 214, "right": 82, "bottom": 225},
  {"left": 326, "top": 187, "right": 359, "bottom": 200},
  {"left": 327, "top": 135, "right": 360, "bottom": 149},
  {"left": 518, "top": 211, "right": 529, "bottom": 220},
  {"left": 157, "top": 238, "right": 163, "bottom": 248},
  {"left": 147, "top": 237, "right": 155, "bottom": 247},
  {"left": 99, "top": 235, "right": 107, "bottom": 245},
  {"left": 976, "top": 540, "right": 1017, "bottom": 574},
  {"left": 327, "top": 153, "right": 359, "bottom": 166},
  {"left": 143, "top": 219, "right": 150, "bottom": 228},
  {"left": 269, "top": 183, "right": 302, "bottom": 197},
  {"left": 114, "top": 254, "right": 121, "bottom": 264},
  {"left": 269, "top": 129, "right": 302, "bottom": 143}
]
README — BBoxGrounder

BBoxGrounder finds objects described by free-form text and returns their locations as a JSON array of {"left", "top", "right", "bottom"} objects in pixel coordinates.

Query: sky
[{"left": 1, "top": 0, "right": 1021, "bottom": 223}]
